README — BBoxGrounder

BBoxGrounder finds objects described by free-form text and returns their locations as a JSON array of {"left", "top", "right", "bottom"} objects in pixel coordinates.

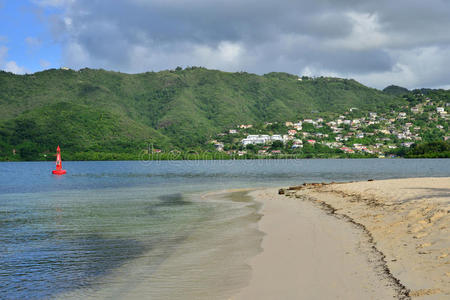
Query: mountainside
[
  {"left": 383, "top": 85, "right": 410, "bottom": 96},
  {"left": 0, "top": 67, "right": 408, "bottom": 159}
]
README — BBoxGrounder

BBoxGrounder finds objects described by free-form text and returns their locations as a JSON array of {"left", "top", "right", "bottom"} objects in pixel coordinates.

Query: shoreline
[
  {"left": 234, "top": 177, "right": 449, "bottom": 299},
  {"left": 2, "top": 157, "right": 450, "bottom": 162}
]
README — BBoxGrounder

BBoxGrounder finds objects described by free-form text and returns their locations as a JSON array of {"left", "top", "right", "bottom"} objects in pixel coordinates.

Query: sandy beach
[{"left": 234, "top": 177, "right": 449, "bottom": 300}]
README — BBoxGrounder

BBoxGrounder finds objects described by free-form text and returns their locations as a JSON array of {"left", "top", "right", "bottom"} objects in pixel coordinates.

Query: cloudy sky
[{"left": 1, "top": 0, "right": 450, "bottom": 89}]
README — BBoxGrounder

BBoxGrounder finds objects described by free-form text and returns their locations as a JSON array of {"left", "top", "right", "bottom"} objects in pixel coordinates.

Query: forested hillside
[{"left": 0, "top": 67, "right": 411, "bottom": 160}]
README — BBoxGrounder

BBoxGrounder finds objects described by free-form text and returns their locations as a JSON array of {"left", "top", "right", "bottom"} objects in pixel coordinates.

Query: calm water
[{"left": 1, "top": 159, "right": 449, "bottom": 299}]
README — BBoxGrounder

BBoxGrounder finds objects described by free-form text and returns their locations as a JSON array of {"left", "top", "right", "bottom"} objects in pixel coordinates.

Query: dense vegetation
[
  {"left": 383, "top": 85, "right": 409, "bottom": 96},
  {"left": 0, "top": 67, "right": 447, "bottom": 160},
  {"left": 405, "top": 141, "right": 450, "bottom": 158}
]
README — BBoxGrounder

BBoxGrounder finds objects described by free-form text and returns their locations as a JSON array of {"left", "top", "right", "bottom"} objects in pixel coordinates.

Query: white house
[
  {"left": 241, "top": 135, "right": 272, "bottom": 145},
  {"left": 271, "top": 135, "right": 284, "bottom": 142}
]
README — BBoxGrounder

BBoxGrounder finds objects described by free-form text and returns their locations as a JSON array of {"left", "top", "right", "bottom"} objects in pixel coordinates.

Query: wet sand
[{"left": 235, "top": 177, "right": 449, "bottom": 300}]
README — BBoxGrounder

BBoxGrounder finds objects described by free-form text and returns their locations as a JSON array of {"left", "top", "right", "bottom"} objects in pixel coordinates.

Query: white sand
[
  {"left": 306, "top": 177, "right": 450, "bottom": 299},
  {"left": 234, "top": 188, "right": 401, "bottom": 300},
  {"left": 235, "top": 177, "right": 449, "bottom": 300}
]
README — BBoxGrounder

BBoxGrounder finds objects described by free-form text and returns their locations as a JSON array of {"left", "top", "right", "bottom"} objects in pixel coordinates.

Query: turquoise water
[{"left": 1, "top": 159, "right": 449, "bottom": 299}]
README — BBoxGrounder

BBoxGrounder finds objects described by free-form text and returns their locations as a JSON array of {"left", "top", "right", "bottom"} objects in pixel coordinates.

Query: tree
[
  {"left": 18, "top": 141, "right": 39, "bottom": 161},
  {"left": 271, "top": 140, "right": 284, "bottom": 149}
]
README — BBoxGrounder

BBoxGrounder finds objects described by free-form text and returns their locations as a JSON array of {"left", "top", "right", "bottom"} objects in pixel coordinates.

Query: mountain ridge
[{"left": 2, "top": 67, "right": 443, "bottom": 159}]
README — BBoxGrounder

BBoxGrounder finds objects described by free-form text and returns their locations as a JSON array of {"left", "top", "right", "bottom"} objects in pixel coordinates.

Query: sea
[{"left": 1, "top": 159, "right": 449, "bottom": 299}]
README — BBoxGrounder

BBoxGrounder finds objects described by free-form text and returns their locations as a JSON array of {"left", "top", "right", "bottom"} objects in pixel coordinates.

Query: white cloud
[
  {"left": 350, "top": 46, "right": 450, "bottom": 89},
  {"left": 63, "top": 41, "right": 92, "bottom": 68},
  {"left": 0, "top": 45, "right": 29, "bottom": 74},
  {"left": 37, "top": 0, "right": 450, "bottom": 89},
  {"left": 326, "top": 12, "right": 388, "bottom": 51},
  {"left": 4, "top": 61, "right": 28, "bottom": 74},
  {"left": 193, "top": 41, "right": 245, "bottom": 70}
]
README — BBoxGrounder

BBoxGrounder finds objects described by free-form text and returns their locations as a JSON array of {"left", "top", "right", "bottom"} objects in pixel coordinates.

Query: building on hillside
[
  {"left": 327, "top": 121, "right": 337, "bottom": 127},
  {"left": 271, "top": 135, "right": 285, "bottom": 142},
  {"left": 239, "top": 124, "right": 253, "bottom": 129},
  {"left": 293, "top": 122, "right": 302, "bottom": 130},
  {"left": 343, "top": 120, "right": 351, "bottom": 125},
  {"left": 241, "top": 134, "right": 285, "bottom": 145},
  {"left": 340, "top": 146, "right": 354, "bottom": 153},
  {"left": 401, "top": 142, "right": 414, "bottom": 148},
  {"left": 214, "top": 143, "right": 224, "bottom": 151}
]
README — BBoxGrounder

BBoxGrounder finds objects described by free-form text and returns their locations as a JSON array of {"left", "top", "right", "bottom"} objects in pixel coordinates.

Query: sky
[{"left": 1, "top": 0, "right": 450, "bottom": 90}]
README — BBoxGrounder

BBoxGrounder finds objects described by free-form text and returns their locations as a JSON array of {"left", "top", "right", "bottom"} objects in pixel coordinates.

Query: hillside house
[
  {"left": 214, "top": 143, "right": 224, "bottom": 151},
  {"left": 340, "top": 147, "right": 354, "bottom": 153},
  {"left": 271, "top": 135, "right": 284, "bottom": 142},
  {"left": 411, "top": 107, "right": 420, "bottom": 114},
  {"left": 293, "top": 122, "right": 302, "bottom": 130},
  {"left": 239, "top": 124, "right": 253, "bottom": 129}
]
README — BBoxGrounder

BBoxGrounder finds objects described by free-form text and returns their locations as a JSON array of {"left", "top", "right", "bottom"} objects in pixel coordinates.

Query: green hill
[
  {"left": 383, "top": 85, "right": 409, "bottom": 96},
  {"left": 0, "top": 67, "right": 407, "bottom": 160}
]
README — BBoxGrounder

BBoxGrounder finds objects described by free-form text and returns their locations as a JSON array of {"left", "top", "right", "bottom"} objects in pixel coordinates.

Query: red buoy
[{"left": 52, "top": 145, "right": 67, "bottom": 175}]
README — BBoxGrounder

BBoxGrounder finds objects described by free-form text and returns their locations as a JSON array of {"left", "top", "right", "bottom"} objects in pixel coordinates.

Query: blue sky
[
  {"left": 0, "top": 0, "right": 61, "bottom": 73},
  {"left": 1, "top": 0, "right": 450, "bottom": 89}
]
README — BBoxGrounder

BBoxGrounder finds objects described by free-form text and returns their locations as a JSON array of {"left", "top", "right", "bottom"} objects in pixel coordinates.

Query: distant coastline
[{"left": 1, "top": 149, "right": 448, "bottom": 162}]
